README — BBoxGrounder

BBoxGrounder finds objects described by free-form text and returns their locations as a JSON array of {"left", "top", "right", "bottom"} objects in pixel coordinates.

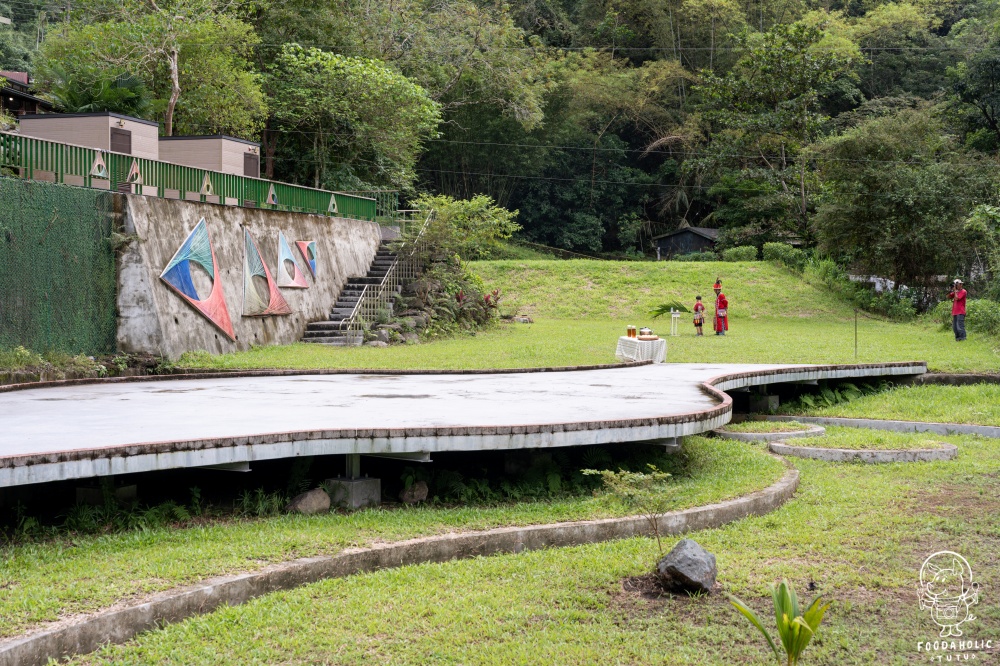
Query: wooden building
[
  {"left": 0, "top": 71, "right": 53, "bottom": 116},
  {"left": 653, "top": 227, "right": 719, "bottom": 259},
  {"left": 17, "top": 112, "right": 160, "bottom": 159},
  {"left": 159, "top": 135, "right": 261, "bottom": 178}
]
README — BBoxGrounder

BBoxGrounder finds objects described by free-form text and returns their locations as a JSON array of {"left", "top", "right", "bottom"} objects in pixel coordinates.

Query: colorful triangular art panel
[
  {"left": 266, "top": 184, "right": 278, "bottom": 205},
  {"left": 90, "top": 153, "right": 108, "bottom": 178},
  {"left": 243, "top": 228, "right": 292, "bottom": 316},
  {"left": 159, "top": 218, "right": 236, "bottom": 340},
  {"left": 328, "top": 194, "right": 338, "bottom": 214},
  {"left": 296, "top": 240, "right": 317, "bottom": 278},
  {"left": 276, "top": 232, "right": 308, "bottom": 288},
  {"left": 200, "top": 173, "right": 214, "bottom": 196},
  {"left": 126, "top": 159, "right": 143, "bottom": 185}
]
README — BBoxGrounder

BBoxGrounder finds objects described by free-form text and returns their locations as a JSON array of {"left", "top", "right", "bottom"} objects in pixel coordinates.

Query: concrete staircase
[{"left": 302, "top": 243, "right": 397, "bottom": 346}]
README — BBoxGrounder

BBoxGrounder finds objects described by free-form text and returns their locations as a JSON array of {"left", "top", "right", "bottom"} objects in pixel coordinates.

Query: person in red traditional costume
[
  {"left": 713, "top": 279, "right": 728, "bottom": 335},
  {"left": 693, "top": 295, "right": 705, "bottom": 336}
]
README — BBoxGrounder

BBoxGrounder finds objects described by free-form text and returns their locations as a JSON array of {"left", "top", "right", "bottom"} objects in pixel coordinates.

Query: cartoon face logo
[{"left": 919, "top": 551, "right": 980, "bottom": 637}]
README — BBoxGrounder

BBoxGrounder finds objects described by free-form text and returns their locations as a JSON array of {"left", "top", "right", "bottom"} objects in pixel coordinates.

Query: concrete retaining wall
[
  {"left": 0, "top": 465, "right": 798, "bottom": 666},
  {"left": 768, "top": 441, "right": 957, "bottom": 463},
  {"left": 117, "top": 196, "right": 382, "bottom": 359}
]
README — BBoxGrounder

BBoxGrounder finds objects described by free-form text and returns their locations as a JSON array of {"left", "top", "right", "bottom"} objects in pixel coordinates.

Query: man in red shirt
[
  {"left": 713, "top": 279, "right": 728, "bottom": 335},
  {"left": 948, "top": 279, "right": 967, "bottom": 342}
]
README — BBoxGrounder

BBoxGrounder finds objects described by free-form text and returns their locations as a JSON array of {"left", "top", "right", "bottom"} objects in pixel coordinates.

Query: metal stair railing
[{"left": 344, "top": 209, "right": 434, "bottom": 339}]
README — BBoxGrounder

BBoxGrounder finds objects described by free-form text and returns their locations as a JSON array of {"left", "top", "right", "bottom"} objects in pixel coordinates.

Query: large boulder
[
  {"left": 656, "top": 539, "right": 717, "bottom": 593},
  {"left": 399, "top": 480, "right": 429, "bottom": 504},
  {"left": 286, "top": 488, "right": 331, "bottom": 515}
]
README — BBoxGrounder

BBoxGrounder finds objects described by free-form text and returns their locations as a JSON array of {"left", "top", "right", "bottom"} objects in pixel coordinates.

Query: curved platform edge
[
  {"left": 0, "top": 463, "right": 799, "bottom": 666},
  {"left": 0, "top": 362, "right": 926, "bottom": 487}
]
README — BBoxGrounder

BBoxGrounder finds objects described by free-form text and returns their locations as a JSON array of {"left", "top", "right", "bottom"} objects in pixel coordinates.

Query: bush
[
  {"left": 762, "top": 242, "right": 807, "bottom": 271},
  {"left": 673, "top": 251, "right": 718, "bottom": 262},
  {"left": 808, "top": 259, "right": 916, "bottom": 320},
  {"left": 932, "top": 298, "right": 1000, "bottom": 336},
  {"left": 411, "top": 194, "right": 521, "bottom": 261},
  {"left": 722, "top": 245, "right": 758, "bottom": 261}
]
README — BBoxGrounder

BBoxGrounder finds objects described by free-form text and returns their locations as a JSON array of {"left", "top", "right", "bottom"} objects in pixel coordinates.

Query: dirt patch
[{"left": 610, "top": 573, "right": 727, "bottom": 622}]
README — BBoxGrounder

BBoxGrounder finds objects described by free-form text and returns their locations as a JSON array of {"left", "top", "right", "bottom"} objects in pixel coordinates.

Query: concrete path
[{"left": 0, "top": 362, "right": 925, "bottom": 487}]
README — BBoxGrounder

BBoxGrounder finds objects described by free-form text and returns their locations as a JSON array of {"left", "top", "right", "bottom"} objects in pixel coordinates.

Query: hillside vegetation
[{"left": 476, "top": 260, "right": 861, "bottom": 320}]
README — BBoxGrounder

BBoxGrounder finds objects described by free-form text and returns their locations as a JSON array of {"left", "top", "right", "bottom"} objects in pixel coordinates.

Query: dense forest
[{"left": 3, "top": 0, "right": 1000, "bottom": 295}]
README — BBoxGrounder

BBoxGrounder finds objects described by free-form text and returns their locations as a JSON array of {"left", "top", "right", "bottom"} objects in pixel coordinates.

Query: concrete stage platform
[{"left": 0, "top": 362, "right": 925, "bottom": 487}]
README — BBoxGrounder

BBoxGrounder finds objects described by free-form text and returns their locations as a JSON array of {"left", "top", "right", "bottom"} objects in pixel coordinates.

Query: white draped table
[{"left": 615, "top": 336, "right": 667, "bottom": 364}]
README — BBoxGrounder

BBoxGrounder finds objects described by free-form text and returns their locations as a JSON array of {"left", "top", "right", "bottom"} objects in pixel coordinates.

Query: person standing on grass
[
  {"left": 948, "top": 279, "right": 967, "bottom": 342},
  {"left": 713, "top": 279, "right": 728, "bottom": 336},
  {"left": 693, "top": 296, "right": 705, "bottom": 336}
]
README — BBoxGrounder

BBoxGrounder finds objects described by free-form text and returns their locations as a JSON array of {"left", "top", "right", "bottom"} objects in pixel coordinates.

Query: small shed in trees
[
  {"left": 17, "top": 112, "right": 160, "bottom": 159},
  {"left": 159, "top": 135, "right": 261, "bottom": 178},
  {"left": 653, "top": 227, "right": 719, "bottom": 259}
]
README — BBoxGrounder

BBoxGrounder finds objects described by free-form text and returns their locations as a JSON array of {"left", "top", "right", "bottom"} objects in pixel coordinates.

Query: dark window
[
  {"left": 243, "top": 152, "right": 260, "bottom": 178},
  {"left": 110, "top": 128, "right": 132, "bottom": 154}
]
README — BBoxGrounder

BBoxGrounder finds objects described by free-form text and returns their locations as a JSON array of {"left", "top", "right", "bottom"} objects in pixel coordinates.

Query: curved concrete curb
[
  {"left": 768, "top": 441, "right": 957, "bottom": 463},
  {"left": 714, "top": 425, "right": 825, "bottom": 443},
  {"left": 0, "top": 465, "right": 799, "bottom": 666},
  {"left": 767, "top": 415, "right": 1000, "bottom": 439}
]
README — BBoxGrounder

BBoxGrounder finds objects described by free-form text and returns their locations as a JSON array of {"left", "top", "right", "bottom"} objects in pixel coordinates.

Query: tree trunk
[
  {"left": 262, "top": 120, "right": 276, "bottom": 179},
  {"left": 165, "top": 48, "right": 181, "bottom": 137}
]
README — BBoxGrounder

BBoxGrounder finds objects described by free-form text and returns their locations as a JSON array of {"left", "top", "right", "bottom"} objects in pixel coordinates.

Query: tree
[
  {"left": 41, "top": 65, "right": 152, "bottom": 116},
  {"left": 697, "top": 19, "right": 860, "bottom": 237},
  {"left": 813, "top": 108, "right": 996, "bottom": 296},
  {"left": 268, "top": 45, "right": 441, "bottom": 189},
  {"left": 37, "top": 0, "right": 265, "bottom": 138},
  {"left": 952, "top": 42, "right": 1000, "bottom": 146}
]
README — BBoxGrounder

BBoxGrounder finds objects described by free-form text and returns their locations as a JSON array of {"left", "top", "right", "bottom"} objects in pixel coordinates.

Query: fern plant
[{"left": 729, "top": 580, "right": 830, "bottom": 666}]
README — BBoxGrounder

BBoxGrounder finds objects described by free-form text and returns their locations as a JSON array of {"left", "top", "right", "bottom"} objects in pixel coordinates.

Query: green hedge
[
  {"left": 722, "top": 245, "right": 758, "bottom": 261},
  {"left": 762, "top": 242, "right": 807, "bottom": 271}
]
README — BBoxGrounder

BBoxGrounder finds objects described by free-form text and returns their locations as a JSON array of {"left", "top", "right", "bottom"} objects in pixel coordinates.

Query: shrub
[
  {"left": 762, "top": 242, "right": 808, "bottom": 271},
  {"left": 932, "top": 298, "right": 1000, "bottom": 336},
  {"left": 722, "top": 245, "right": 758, "bottom": 261},
  {"left": 673, "top": 251, "right": 718, "bottom": 262},
  {"left": 807, "top": 259, "right": 916, "bottom": 320},
  {"left": 411, "top": 194, "right": 521, "bottom": 261}
]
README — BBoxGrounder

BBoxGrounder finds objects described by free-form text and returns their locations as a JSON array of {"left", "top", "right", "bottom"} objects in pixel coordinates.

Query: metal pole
[{"left": 854, "top": 309, "right": 858, "bottom": 361}]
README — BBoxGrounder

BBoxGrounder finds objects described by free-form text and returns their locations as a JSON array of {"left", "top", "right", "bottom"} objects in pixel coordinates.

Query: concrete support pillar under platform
[
  {"left": 749, "top": 394, "right": 780, "bottom": 413},
  {"left": 326, "top": 454, "right": 380, "bottom": 510},
  {"left": 326, "top": 477, "right": 380, "bottom": 510}
]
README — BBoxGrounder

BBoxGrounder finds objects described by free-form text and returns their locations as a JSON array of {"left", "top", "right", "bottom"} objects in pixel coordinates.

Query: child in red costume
[
  {"left": 693, "top": 296, "right": 705, "bottom": 336},
  {"left": 713, "top": 279, "right": 728, "bottom": 335}
]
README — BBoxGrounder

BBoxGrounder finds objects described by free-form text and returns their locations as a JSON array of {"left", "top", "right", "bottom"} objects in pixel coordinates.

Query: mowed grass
[
  {"left": 176, "top": 260, "right": 999, "bottom": 373},
  {"left": 0, "top": 439, "right": 782, "bottom": 639},
  {"left": 719, "top": 420, "right": 811, "bottom": 433},
  {"left": 70, "top": 433, "right": 1000, "bottom": 665},
  {"left": 783, "top": 426, "right": 950, "bottom": 450},
  {"left": 791, "top": 383, "right": 1000, "bottom": 426}
]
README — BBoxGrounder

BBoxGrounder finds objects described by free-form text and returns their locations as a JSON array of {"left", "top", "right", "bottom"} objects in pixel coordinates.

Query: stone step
[
  {"left": 303, "top": 335, "right": 363, "bottom": 347},
  {"left": 307, "top": 321, "right": 351, "bottom": 331}
]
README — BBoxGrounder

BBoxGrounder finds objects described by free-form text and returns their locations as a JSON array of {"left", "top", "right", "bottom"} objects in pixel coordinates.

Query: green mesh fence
[{"left": 0, "top": 177, "right": 120, "bottom": 355}]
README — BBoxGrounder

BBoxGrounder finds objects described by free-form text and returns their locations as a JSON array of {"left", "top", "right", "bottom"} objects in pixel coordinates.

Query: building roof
[
  {"left": 652, "top": 226, "right": 720, "bottom": 242},
  {"left": 20, "top": 111, "right": 160, "bottom": 127},
  {"left": 159, "top": 134, "right": 260, "bottom": 147},
  {"left": 0, "top": 71, "right": 29, "bottom": 85}
]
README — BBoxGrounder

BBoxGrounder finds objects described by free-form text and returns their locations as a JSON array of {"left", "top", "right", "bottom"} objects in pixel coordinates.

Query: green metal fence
[
  {"left": 0, "top": 131, "right": 380, "bottom": 221},
  {"left": 0, "top": 178, "right": 120, "bottom": 354}
]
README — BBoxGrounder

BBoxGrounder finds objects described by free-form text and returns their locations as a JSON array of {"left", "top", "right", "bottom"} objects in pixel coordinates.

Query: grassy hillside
[
  {"left": 179, "top": 259, "right": 999, "bottom": 373},
  {"left": 474, "top": 260, "right": 856, "bottom": 320}
]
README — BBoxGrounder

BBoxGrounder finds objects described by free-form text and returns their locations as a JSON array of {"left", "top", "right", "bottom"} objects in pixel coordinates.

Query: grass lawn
[
  {"left": 175, "top": 260, "right": 999, "bottom": 373},
  {"left": 0, "top": 439, "right": 781, "bottom": 640},
  {"left": 789, "top": 383, "right": 1000, "bottom": 426},
  {"left": 780, "top": 426, "right": 950, "bottom": 450},
  {"left": 68, "top": 431, "right": 1000, "bottom": 665},
  {"left": 719, "top": 420, "right": 812, "bottom": 433}
]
